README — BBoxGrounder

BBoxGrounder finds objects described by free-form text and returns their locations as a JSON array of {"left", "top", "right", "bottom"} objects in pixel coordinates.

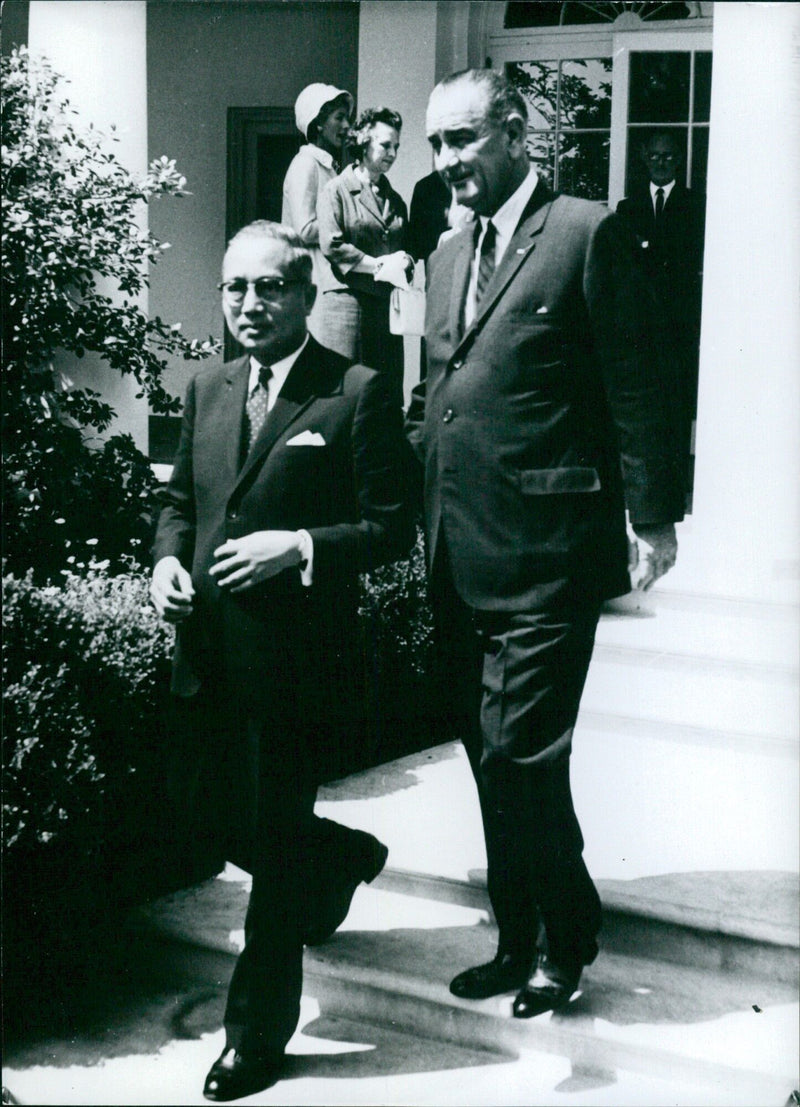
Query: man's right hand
[{"left": 151, "top": 556, "right": 195, "bottom": 623}]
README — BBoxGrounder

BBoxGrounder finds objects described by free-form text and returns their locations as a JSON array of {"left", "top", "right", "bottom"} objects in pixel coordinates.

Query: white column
[
  {"left": 662, "top": 1, "right": 800, "bottom": 603},
  {"left": 27, "top": 1, "right": 149, "bottom": 450},
  {"left": 358, "top": 0, "right": 439, "bottom": 402}
]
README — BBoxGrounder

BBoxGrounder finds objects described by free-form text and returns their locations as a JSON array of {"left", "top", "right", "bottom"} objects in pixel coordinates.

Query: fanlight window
[{"left": 504, "top": 2, "right": 699, "bottom": 28}]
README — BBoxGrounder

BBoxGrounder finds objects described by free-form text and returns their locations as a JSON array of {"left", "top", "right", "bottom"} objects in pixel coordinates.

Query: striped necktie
[
  {"left": 475, "top": 219, "right": 497, "bottom": 309},
  {"left": 244, "top": 365, "right": 272, "bottom": 453}
]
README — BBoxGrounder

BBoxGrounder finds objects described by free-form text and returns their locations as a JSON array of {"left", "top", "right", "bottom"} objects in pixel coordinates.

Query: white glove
[{"left": 374, "top": 251, "right": 413, "bottom": 289}]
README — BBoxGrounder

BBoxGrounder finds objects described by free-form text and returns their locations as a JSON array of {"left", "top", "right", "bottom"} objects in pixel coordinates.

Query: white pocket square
[
  {"left": 536, "top": 305, "right": 549, "bottom": 314},
  {"left": 286, "top": 430, "right": 326, "bottom": 446}
]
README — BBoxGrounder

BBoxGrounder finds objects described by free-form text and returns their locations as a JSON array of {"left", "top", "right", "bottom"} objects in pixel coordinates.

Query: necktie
[
  {"left": 654, "top": 187, "right": 665, "bottom": 222},
  {"left": 244, "top": 365, "right": 272, "bottom": 453},
  {"left": 475, "top": 220, "right": 497, "bottom": 308}
]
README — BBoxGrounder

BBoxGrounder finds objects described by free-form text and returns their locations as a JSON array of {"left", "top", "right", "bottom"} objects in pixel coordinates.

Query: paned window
[
  {"left": 626, "top": 50, "right": 711, "bottom": 192},
  {"left": 507, "top": 58, "right": 612, "bottom": 198}
]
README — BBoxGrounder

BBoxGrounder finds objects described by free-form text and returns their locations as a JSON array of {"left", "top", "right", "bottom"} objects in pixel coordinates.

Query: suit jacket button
[
  {"left": 442, "top": 408, "right": 454, "bottom": 423},
  {"left": 227, "top": 511, "right": 238, "bottom": 522}
]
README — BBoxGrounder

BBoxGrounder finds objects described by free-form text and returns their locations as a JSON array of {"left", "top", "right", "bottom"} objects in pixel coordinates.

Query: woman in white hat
[{"left": 282, "top": 83, "right": 354, "bottom": 343}]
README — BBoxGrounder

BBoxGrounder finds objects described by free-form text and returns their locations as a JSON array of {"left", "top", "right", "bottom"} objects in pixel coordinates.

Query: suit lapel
[
  {"left": 347, "top": 165, "right": 386, "bottom": 226},
  {"left": 457, "top": 180, "right": 554, "bottom": 351},
  {"left": 448, "top": 227, "right": 476, "bottom": 344},
  {"left": 221, "top": 356, "right": 250, "bottom": 482},
  {"left": 235, "top": 338, "right": 322, "bottom": 487}
]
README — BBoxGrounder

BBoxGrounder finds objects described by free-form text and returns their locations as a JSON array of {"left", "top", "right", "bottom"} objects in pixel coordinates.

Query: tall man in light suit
[
  {"left": 151, "top": 221, "right": 413, "bottom": 1100},
  {"left": 407, "top": 70, "right": 684, "bottom": 1018}
]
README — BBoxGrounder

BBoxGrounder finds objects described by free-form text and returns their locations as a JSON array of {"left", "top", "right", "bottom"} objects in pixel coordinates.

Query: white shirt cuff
[{"left": 297, "top": 529, "right": 314, "bottom": 587}]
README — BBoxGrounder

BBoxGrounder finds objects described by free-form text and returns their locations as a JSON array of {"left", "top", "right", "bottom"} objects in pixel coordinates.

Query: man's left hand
[
  {"left": 210, "top": 531, "right": 303, "bottom": 593},
  {"left": 629, "top": 523, "right": 678, "bottom": 591}
]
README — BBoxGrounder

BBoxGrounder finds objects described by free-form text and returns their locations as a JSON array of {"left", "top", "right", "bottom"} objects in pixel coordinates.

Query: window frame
[{"left": 489, "top": 17, "right": 712, "bottom": 205}]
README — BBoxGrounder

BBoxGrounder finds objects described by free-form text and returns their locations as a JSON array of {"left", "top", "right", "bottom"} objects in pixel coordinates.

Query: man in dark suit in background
[
  {"left": 408, "top": 169, "right": 475, "bottom": 382},
  {"left": 407, "top": 69, "right": 684, "bottom": 1019},
  {"left": 151, "top": 221, "right": 413, "bottom": 1100},
  {"left": 616, "top": 130, "right": 706, "bottom": 502},
  {"left": 408, "top": 169, "right": 452, "bottom": 264}
]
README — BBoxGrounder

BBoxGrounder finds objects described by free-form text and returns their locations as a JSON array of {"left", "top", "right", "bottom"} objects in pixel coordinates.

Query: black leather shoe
[
  {"left": 304, "top": 838, "right": 389, "bottom": 945},
  {"left": 202, "top": 1047, "right": 282, "bottom": 1101},
  {"left": 449, "top": 953, "right": 531, "bottom": 1000},
  {"left": 512, "top": 953, "right": 582, "bottom": 1019}
]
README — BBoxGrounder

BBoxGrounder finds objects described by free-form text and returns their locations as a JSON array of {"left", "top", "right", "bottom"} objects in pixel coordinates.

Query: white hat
[{"left": 294, "top": 83, "right": 354, "bottom": 139}]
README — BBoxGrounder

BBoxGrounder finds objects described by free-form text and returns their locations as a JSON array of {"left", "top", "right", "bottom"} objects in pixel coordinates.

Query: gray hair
[
  {"left": 436, "top": 68, "right": 528, "bottom": 129},
  {"left": 349, "top": 106, "right": 403, "bottom": 162},
  {"left": 224, "top": 221, "right": 313, "bottom": 283}
]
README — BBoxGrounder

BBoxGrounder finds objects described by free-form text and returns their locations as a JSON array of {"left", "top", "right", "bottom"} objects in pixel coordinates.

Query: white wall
[
  {"left": 146, "top": 1, "right": 359, "bottom": 405},
  {"left": 357, "top": 0, "right": 438, "bottom": 205},
  {"left": 358, "top": 0, "right": 440, "bottom": 399},
  {"left": 667, "top": 1, "right": 800, "bottom": 602},
  {"left": 27, "top": 0, "right": 150, "bottom": 449}
]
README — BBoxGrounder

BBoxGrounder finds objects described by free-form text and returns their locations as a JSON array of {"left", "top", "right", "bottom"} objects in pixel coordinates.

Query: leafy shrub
[
  {"left": 1, "top": 47, "right": 219, "bottom": 580},
  {"left": 2, "top": 559, "right": 174, "bottom": 873},
  {"left": 357, "top": 528, "right": 438, "bottom": 759},
  {"left": 359, "top": 527, "right": 433, "bottom": 684}
]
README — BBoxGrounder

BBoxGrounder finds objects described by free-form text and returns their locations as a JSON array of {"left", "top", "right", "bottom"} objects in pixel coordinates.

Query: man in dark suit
[
  {"left": 407, "top": 70, "right": 684, "bottom": 1019},
  {"left": 408, "top": 169, "right": 452, "bottom": 264},
  {"left": 151, "top": 221, "right": 413, "bottom": 1100},
  {"left": 616, "top": 130, "right": 706, "bottom": 499}
]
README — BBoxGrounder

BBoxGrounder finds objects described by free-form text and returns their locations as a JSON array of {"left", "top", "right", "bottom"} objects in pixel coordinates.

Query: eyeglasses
[{"left": 217, "top": 278, "right": 305, "bottom": 304}]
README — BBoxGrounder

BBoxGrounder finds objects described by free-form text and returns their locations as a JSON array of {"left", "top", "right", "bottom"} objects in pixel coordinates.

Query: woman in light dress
[
  {"left": 318, "top": 107, "right": 414, "bottom": 403},
  {"left": 281, "top": 83, "right": 353, "bottom": 345}
]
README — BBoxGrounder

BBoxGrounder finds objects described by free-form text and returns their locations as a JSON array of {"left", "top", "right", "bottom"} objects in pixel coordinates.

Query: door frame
[
  {"left": 609, "top": 26, "right": 713, "bottom": 205},
  {"left": 224, "top": 106, "right": 298, "bottom": 360},
  {"left": 225, "top": 106, "right": 297, "bottom": 241}
]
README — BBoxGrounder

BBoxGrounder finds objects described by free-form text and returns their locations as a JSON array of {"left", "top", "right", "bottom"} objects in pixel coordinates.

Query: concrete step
[
  {"left": 306, "top": 883, "right": 798, "bottom": 1106},
  {"left": 136, "top": 875, "right": 798, "bottom": 1107},
  {"left": 374, "top": 865, "right": 800, "bottom": 988},
  {"left": 599, "top": 589, "right": 799, "bottom": 676},
  {"left": 580, "top": 655, "right": 796, "bottom": 748},
  {"left": 5, "top": 931, "right": 782, "bottom": 1107},
  {"left": 586, "top": 592, "right": 799, "bottom": 751},
  {"left": 314, "top": 742, "right": 799, "bottom": 952}
]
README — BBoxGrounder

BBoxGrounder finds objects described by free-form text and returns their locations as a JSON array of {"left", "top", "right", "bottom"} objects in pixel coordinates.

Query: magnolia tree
[{"left": 1, "top": 47, "right": 219, "bottom": 578}]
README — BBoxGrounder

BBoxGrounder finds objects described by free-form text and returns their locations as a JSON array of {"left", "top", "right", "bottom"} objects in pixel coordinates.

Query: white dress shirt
[
  {"left": 465, "top": 166, "right": 539, "bottom": 328},
  {"left": 650, "top": 178, "right": 676, "bottom": 215},
  {"left": 248, "top": 334, "right": 314, "bottom": 585},
  {"left": 248, "top": 333, "right": 309, "bottom": 411}
]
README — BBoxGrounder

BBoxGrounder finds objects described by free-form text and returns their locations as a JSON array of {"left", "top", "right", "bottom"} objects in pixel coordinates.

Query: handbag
[{"left": 389, "top": 261, "right": 426, "bottom": 336}]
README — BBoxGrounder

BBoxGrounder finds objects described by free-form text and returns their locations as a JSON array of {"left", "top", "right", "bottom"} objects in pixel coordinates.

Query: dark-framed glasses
[{"left": 217, "top": 277, "right": 305, "bottom": 304}]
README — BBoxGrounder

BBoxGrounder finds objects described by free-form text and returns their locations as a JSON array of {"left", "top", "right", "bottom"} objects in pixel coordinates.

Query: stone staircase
[{"left": 138, "top": 588, "right": 799, "bottom": 1105}]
